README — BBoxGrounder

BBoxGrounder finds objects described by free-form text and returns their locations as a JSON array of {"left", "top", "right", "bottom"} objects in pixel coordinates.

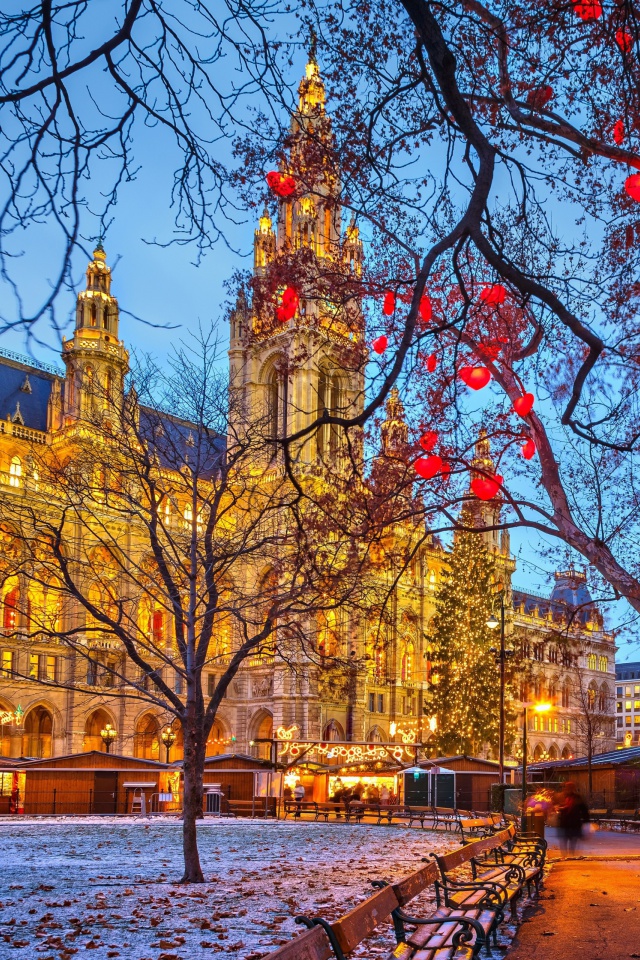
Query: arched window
[
  {"left": 134, "top": 714, "right": 160, "bottom": 760},
  {"left": 318, "top": 610, "right": 338, "bottom": 658},
  {"left": 561, "top": 745, "right": 572, "bottom": 760},
  {"left": 84, "top": 708, "right": 115, "bottom": 752},
  {"left": 316, "top": 369, "right": 341, "bottom": 459},
  {"left": 587, "top": 683, "right": 597, "bottom": 710},
  {"left": 561, "top": 680, "right": 571, "bottom": 709},
  {"left": 9, "top": 456, "right": 22, "bottom": 488},
  {"left": 548, "top": 744, "right": 558, "bottom": 760},
  {"left": 22, "top": 706, "right": 53, "bottom": 758},
  {"left": 152, "top": 610, "right": 165, "bottom": 645},
  {"left": 367, "top": 725, "right": 385, "bottom": 743},
  {"left": 90, "top": 301, "right": 97, "bottom": 327},
  {"left": 587, "top": 652, "right": 597, "bottom": 670},
  {"left": 323, "top": 720, "right": 344, "bottom": 742},
  {"left": 266, "top": 368, "right": 285, "bottom": 445},
  {"left": 401, "top": 641, "right": 415, "bottom": 683},
  {"left": 598, "top": 656, "right": 608, "bottom": 673},
  {"left": 3, "top": 586, "right": 19, "bottom": 633},
  {"left": 372, "top": 643, "right": 386, "bottom": 681},
  {"left": 598, "top": 683, "right": 609, "bottom": 712}
]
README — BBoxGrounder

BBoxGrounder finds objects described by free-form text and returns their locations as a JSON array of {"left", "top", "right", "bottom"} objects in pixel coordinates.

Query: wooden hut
[
  {"left": 528, "top": 745, "right": 640, "bottom": 809},
  {"left": 202, "top": 753, "right": 278, "bottom": 815},
  {"left": 0, "top": 751, "right": 174, "bottom": 814},
  {"left": 421, "top": 755, "right": 506, "bottom": 812}
]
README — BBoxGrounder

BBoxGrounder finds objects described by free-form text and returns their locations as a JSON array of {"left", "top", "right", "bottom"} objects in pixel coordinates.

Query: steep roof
[{"left": 0, "top": 350, "right": 61, "bottom": 432}]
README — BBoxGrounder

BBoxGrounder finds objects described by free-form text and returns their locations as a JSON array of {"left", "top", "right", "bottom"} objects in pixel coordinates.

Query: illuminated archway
[
  {"left": 134, "top": 713, "right": 160, "bottom": 760},
  {"left": 22, "top": 705, "right": 53, "bottom": 758},
  {"left": 83, "top": 708, "right": 115, "bottom": 752}
]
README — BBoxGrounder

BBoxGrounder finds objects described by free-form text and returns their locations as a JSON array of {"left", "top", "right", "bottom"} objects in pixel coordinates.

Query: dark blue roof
[
  {"left": 0, "top": 356, "right": 58, "bottom": 432},
  {"left": 530, "top": 745, "right": 640, "bottom": 769},
  {"left": 139, "top": 405, "right": 225, "bottom": 477},
  {"left": 550, "top": 570, "right": 594, "bottom": 608}
]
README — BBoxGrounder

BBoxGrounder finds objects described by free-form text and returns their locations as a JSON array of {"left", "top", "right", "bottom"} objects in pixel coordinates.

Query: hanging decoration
[
  {"left": 526, "top": 86, "right": 554, "bottom": 110},
  {"left": 276, "top": 286, "right": 299, "bottom": 322},
  {"left": 419, "top": 296, "right": 432, "bottom": 323},
  {"left": 426, "top": 353, "right": 438, "bottom": 373},
  {"left": 266, "top": 171, "right": 297, "bottom": 197},
  {"left": 479, "top": 284, "right": 506, "bottom": 306},
  {"left": 459, "top": 366, "right": 491, "bottom": 390},
  {"left": 419, "top": 430, "right": 438, "bottom": 452},
  {"left": 415, "top": 455, "right": 444, "bottom": 479},
  {"left": 382, "top": 291, "right": 396, "bottom": 315},
  {"left": 625, "top": 174, "right": 640, "bottom": 201},
  {"left": 521, "top": 438, "right": 536, "bottom": 460},
  {"left": 470, "top": 474, "right": 503, "bottom": 501},
  {"left": 372, "top": 335, "right": 388, "bottom": 355},
  {"left": 613, "top": 120, "right": 626, "bottom": 145},
  {"left": 616, "top": 30, "right": 633, "bottom": 54},
  {"left": 572, "top": 0, "right": 602, "bottom": 20},
  {"left": 513, "top": 392, "right": 535, "bottom": 417}
]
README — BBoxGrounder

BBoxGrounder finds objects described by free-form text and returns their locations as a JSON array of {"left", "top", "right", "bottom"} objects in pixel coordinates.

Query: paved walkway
[{"left": 506, "top": 829, "right": 640, "bottom": 960}]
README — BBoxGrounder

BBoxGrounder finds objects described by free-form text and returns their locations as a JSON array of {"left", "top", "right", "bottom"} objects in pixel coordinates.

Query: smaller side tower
[{"left": 61, "top": 243, "right": 129, "bottom": 424}]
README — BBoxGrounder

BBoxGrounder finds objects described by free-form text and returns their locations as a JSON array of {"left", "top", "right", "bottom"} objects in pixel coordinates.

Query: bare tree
[
  {"left": 0, "top": 335, "right": 379, "bottom": 882},
  {"left": 572, "top": 660, "right": 616, "bottom": 798}
]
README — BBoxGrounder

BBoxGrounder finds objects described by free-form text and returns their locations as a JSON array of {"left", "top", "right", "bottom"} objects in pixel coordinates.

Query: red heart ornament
[
  {"left": 527, "top": 86, "right": 554, "bottom": 110},
  {"left": 419, "top": 431, "right": 438, "bottom": 452},
  {"left": 459, "top": 366, "right": 491, "bottom": 390},
  {"left": 419, "top": 296, "right": 432, "bottom": 323},
  {"left": 471, "top": 475, "right": 503, "bottom": 501},
  {"left": 572, "top": 0, "right": 602, "bottom": 20},
  {"left": 613, "top": 120, "right": 626, "bottom": 145},
  {"left": 616, "top": 29, "right": 633, "bottom": 54},
  {"left": 521, "top": 438, "right": 536, "bottom": 460},
  {"left": 372, "top": 335, "right": 388, "bottom": 355},
  {"left": 276, "top": 286, "right": 299, "bottom": 322},
  {"left": 625, "top": 174, "right": 640, "bottom": 201},
  {"left": 513, "top": 392, "right": 535, "bottom": 417},
  {"left": 382, "top": 291, "right": 396, "bottom": 316},
  {"left": 415, "top": 455, "right": 443, "bottom": 480},
  {"left": 266, "top": 171, "right": 296, "bottom": 197},
  {"left": 426, "top": 353, "right": 438, "bottom": 373},
  {"left": 479, "top": 284, "right": 506, "bottom": 306}
]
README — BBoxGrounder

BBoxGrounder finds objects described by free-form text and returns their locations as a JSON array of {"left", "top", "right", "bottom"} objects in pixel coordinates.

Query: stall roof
[
  {"left": 202, "top": 753, "right": 274, "bottom": 769},
  {"left": 528, "top": 745, "right": 640, "bottom": 771},
  {"left": 0, "top": 751, "right": 170, "bottom": 770}
]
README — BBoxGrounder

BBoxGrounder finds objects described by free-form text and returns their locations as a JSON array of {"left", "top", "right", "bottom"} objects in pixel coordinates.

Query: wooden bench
[
  {"left": 433, "top": 828, "right": 544, "bottom": 921},
  {"left": 266, "top": 866, "right": 494, "bottom": 959},
  {"left": 283, "top": 800, "right": 331, "bottom": 821},
  {"left": 458, "top": 816, "right": 495, "bottom": 841}
]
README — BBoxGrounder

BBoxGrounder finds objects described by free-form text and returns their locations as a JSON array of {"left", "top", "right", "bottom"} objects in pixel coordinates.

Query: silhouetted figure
[{"left": 556, "top": 781, "right": 589, "bottom": 856}]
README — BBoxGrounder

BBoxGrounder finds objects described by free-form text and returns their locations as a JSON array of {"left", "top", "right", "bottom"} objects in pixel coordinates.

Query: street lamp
[
  {"left": 486, "top": 586, "right": 514, "bottom": 790},
  {"left": 161, "top": 726, "right": 176, "bottom": 763},
  {"left": 521, "top": 702, "right": 551, "bottom": 830},
  {"left": 100, "top": 723, "right": 117, "bottom": 754}
]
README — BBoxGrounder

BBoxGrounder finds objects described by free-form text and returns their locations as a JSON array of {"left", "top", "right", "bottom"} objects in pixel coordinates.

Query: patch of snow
[{"left": 0, "top": 818, "right": 529, "bottom": 959}]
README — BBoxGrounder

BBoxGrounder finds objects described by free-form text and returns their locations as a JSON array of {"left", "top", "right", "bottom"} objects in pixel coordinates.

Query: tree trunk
[{"left": 180, "top": 706, "right": 206, "bottom": 883}]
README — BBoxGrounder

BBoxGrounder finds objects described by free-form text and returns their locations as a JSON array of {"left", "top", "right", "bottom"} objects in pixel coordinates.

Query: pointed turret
[
  {"left": 467, "top": 431, "right": 507, "bottom": 555},
  {"left": 254, "top": 207, "right": 276, "bottom": 272},
  {"left": 61, "top": 243, "right": 129, "bottom": 422},
  {"left": 380, "top": 388, "right": 409, "bottom": 457}
]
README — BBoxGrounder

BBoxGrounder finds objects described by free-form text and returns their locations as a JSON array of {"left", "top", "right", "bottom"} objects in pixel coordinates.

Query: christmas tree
[{"left": 425, "top": 516, "right": 514, "bottom": 757}]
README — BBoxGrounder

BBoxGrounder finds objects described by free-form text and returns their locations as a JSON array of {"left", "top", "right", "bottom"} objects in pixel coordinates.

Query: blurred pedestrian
[
  {"left": 556, "top": 781, "right": 589, "bottom": 856},
  {"left": 293, "top": 781, "right": 305, "bottom": 818}
]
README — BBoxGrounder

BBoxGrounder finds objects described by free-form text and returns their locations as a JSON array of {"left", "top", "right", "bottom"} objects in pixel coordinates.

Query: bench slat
[
  {"left": 392, "top": 862, "right": 440, "bottom": 906},
  {"left": 331, "top": 885, "right": 399, "bottom": 953},
  {"left": 265, "top": 924, "right": 333, "bottom": 960}
]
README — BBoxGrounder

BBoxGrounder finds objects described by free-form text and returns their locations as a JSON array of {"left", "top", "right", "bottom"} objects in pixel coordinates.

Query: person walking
[
  {"left": 293, "top": 781, "right": 305, "bottom": 818},
  {"left": 556, "top": 781, "right": 589, "bottom": 856}
]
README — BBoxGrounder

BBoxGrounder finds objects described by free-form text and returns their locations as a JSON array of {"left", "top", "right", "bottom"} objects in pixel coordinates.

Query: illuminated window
[
  {"left": 566, "top": 718, "right": 571, "bottom": 733},
  {"left": 3, "top": 588, "right": 19, "bottom": 633},
  {"left": 152, "top": 610, "right": 164, "bottom": 645},
  {"left": 599, "top": 656, "right": 608, "bottom": 672},
  {"left": 401, "top": 641, "right": 415, "bottom": 683},
  {"left": 587, "top": 653, "right": 597, "bottom": 670},
  {"left": 29, "top": 653, "right": 38, "bottom": 678},
  {"left": 1, "top": 650, "right": 13, "bottom": 677},
  {"left": 9, "top": 456, "right": 22, "bottom": 488}
]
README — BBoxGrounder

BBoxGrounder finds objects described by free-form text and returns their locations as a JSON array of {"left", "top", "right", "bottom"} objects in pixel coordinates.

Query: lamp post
[
  {"left": 161, "top": 726, "right": 176, "bottom": 763},
  {"left": 486, "top": 588, "right": 514, "bottom": 790},
  {"left": 100, "top": 723, "right": 117, "bottom": 754},
  {"left": 521, "top": 702, "right": 551, "bottom": 830}
]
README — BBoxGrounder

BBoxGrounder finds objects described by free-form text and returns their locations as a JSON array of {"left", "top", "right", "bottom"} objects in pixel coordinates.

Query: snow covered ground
[{"left": 0, "top": 817, "right": 519, "bottom": 960}]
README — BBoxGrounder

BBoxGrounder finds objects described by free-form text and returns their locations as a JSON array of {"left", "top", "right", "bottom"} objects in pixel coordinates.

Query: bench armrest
[{"left": 393, "top": 907, "right": 487, "bottom": 951}]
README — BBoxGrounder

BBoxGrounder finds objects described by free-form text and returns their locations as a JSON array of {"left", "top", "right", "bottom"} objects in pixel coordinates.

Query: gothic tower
[
  {"left": 60, "top": 243, "right": 129, "bottom": 425},
  {"left": 229, "top": 49, "right": 365, "bottom": 466}
]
